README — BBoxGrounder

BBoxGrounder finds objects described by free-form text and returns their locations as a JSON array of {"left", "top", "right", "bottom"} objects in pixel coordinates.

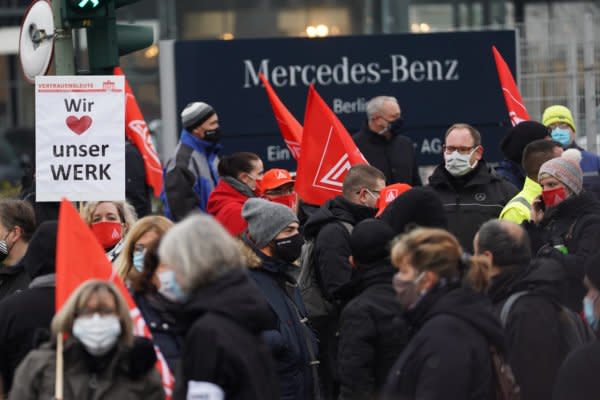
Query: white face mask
[
  {"left": 445, "top": 148, "right": 478, "bottom": 177},
  {"left": 72, "top": 313, "right": 121, "bottom": 356}
]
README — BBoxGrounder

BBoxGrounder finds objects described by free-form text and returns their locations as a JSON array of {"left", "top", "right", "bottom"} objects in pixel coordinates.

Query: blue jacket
[
  {"left": 247, "top": 247, "right": 319, "bottom": 400},
  {"left": 161, "top": 130, "right": 221, "bottom": 220},
  {"left": 574, "top": 144, "right": 600, "bottom": 200},
  {"left": 495, "top": 159, "right": 526, "bottom": 189}
]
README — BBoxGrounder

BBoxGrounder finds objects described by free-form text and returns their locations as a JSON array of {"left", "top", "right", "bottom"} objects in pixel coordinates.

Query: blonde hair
[
  {"left": 80, "top": 201, "right": 138, "bottom": 235},
  {"left": 115, "top": 215, "right": 173, "bottom": 280},
  {"left": 391, "top": 227, "right": 491, "bottom": 292},
  {"left": 51, "top": 280, "right": 134, "bottom": 345}
]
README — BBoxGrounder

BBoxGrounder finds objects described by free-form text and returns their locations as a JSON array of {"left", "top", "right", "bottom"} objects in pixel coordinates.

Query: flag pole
[{"left": 55, "top": 332, "right": 64, "bottom": 400}]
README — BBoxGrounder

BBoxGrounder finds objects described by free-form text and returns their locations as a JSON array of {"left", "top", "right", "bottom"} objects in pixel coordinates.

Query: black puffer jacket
[
  {"left": 553, "top": 339, "right": 600, "bottom": 400},
  {"left": 382, "top": 282, "right": 505, "bottom": 400},
  {"left": 428, "top": 161, "right": 518, "bottom": 252},
  {"left": 337, "top": 260, "right": 408, "bottom": 400},
  {"left": 487, "top": 259, "right": 569, "bottom": 400},
  {"left": 0, "top": 259, "right": 30, "bottom": 301},
  {"left": 303, "top": 196, "right": 377, "bottom": 301},
  {"left": 522, "top": 191, "right": 600, "bottom": 312},
  {"left": 353, "top": 125, "right": 421, "bottom": 186},
  {"left": 173, "top": 269, "right": 279, "bottom": 400}
]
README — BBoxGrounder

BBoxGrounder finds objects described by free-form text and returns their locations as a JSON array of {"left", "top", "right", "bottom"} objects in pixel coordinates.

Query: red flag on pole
[
  {"left": 492, "top": 46, "right": 530, "bottom": 126},
  {"left": 259, "top": 73, "right": 303, "bottom": 159},
  {"left": 114, "top": 67, "right": 163, "bottom": 197},
  {"left": 295, "top": 85, "right": 367, "bottom": 205},
  {"left": 56, "top": 199, "right": 174, "bottom": 398}
]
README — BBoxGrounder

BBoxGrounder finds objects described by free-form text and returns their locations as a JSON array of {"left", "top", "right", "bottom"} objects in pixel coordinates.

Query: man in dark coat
[
  {"left": 0, "top": 200, "right": 36, "bottom": 300},
  {"left": 337, "top": 219, "right": 408, "bottom": 400},
  {"left": 353, "top": 96, "right": 421, "bottom": 186},
  {"left": 242, "top": 198, "right": 319, "bottom": 400},
  {"left": 0, "top": 221, "right": 57, "bottom": 396},
  {"left": 303, "top": 164, "right": 386, "bottom": 398},
  {"left": 475, "top": 219, "right": 572, "bottom": 400},
  {"left": 428, "top": 123, "right": 518, "bottom": 252}
]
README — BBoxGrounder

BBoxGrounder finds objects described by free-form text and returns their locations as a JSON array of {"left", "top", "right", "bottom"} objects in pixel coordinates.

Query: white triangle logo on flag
[
  {"left": 284, "top": 139, "right": 301, "bottom": 159},
  {"left": 312, "top": 126, "right": 352, "bottom": 191}
]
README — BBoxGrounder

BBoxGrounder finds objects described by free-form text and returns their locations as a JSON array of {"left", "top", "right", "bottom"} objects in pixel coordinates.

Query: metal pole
[
  {"left": 567, "top": 36, "right": 579, "bottom": 134},
  {"left": 583, "top": 13, "right": 596, "bottom": 152},
  {"left": 51, "top": 0, "right": 75, "bottom": 75}
]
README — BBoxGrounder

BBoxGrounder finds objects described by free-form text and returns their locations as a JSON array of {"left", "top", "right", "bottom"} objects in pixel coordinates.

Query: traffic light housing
[{"left": 61, "top": 0, "right": 154, "bottom": 74}]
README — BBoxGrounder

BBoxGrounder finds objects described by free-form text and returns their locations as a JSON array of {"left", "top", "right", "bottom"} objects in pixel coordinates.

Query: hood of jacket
[
  {"left": 303, "top": 196, "right": 376, "bottom": 239},
  {"left": 411, "top": 283, "right": 505, "bottom": 351},
  {"left": 487, "top": 258, "right": 566, "bottom": 305},
  {"left": 206, "top": 179, "right": 251, "bottom": 216},
  {"left": 178, "top": 269, "right": 276, "bottom": 334},
  {"left": 337, "top": 258, "right": 395, "bottom": 300},
  {"left": 23, "top": 221, "right": 57, "bottom": 279},
  {"left": 379, "top": 187, "right": 448, "bottom": 234}
]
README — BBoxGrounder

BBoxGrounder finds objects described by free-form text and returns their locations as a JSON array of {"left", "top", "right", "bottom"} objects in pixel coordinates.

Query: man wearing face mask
[
  {"left": 242, "top": 198, "right": 319, "bottom": 400},
  {"left": 543, "top": 105, "right": 600, "bottom": 200},
  {"left": 0, "top": 200, "right": 36, "bottom": 300},
  {"left": 353, "top": 96, "right": 421, "bottom": 186},
  {"left": 428, "top": 123, "right": 518, "bottom": 252},
  {"left": 162, "top": 101, "right": 222, "bottom": 221}
]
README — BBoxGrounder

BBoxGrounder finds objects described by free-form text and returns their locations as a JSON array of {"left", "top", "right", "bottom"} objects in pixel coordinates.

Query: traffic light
[{"left": 61, "top": 0, "right": 154, "bottom": 74}]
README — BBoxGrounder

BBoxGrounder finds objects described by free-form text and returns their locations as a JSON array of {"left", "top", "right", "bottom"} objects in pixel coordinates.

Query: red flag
[
  {"left": 56, "top": 199, "right": 174, "bottom": 398},
  {"left": 114, "top": 67, "right": 163, "bottom": 197},
  {"left": 295, "top": 85, "right": 367, "bottom": 205},
  {"left": 259, "top": 73, "right": 303, "bottom": 159},
  {"left": 492, "top": 46, "right": 530, "bottom": 126}
]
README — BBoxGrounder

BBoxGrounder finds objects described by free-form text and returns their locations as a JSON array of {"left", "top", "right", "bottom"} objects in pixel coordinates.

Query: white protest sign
[{"left": 35, "top": 75, "right": 125, "bottom": 202}]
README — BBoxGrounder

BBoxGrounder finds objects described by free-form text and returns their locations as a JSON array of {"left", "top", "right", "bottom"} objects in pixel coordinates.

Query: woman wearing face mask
[
  {"left": 10, "top": 280, "right": 164, "bottom": 399},
  {"left": 207, "top": 152, "right": 264, "bottom": 237},
  {"left": 553, "top": 252, "right": 600, "bottom": 400},
  {"left": 159, "top": 214, "right": 279, "bottom": 400},
  {"left": 259, "top": 168, "right": 298, "bottom": 213},
  {"left": 115, "top": 216, "right": 173, "bottom": 284},
  {"left": 241, "top": 198, "right": 319, "bottom": 400},
  {"left": 81, "top": 201, "right": 137, "bottom": 263},
  {"left": 130, "top": 238, "right": 181, "bottom": 373},
  {"left": 382, "top": 227, "right": 506, "bottom": 400},
  {"left": 524, "top": 149, "right": 600, "bottom": 312}
]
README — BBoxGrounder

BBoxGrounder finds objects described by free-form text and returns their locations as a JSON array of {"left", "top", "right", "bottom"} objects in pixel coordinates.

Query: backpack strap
[{"left": 499, "top": 291, "right": 530, "bottom": 327}]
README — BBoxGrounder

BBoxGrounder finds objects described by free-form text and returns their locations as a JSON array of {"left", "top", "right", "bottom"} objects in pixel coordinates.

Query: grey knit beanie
[
  {"left": 242, "top": 198, "right": 299, "bottom": 248},
  {"left": 181, "top": 102, "right": 215, "bottom": 130},
  {"left": 538, "top": 149, "right": 583, "bottom": 195}
]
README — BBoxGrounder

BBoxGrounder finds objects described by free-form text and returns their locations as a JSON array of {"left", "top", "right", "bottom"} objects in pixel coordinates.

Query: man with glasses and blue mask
[
  {"left": 543, "top": 105, "right": 600, "bottom": 200},
  {"left": 428, "top": 123, "right": 518, "bottom": 252},
  {"left": 353, "top": 96, "right": 421, "bottom": 186}
]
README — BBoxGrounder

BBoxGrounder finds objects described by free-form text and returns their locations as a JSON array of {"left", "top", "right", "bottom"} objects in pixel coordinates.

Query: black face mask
[
  {"left": 204, "top": 128, "right": 222, "bottom": 143},
  {"left": 389, "top": 118, "right": 404, "bottom": 136},
  {"left": 273, "top": 233, "right": 304, "bottom": 263},
  {"left": 0, "top": 240, "right": 8, "bottom": 264}
]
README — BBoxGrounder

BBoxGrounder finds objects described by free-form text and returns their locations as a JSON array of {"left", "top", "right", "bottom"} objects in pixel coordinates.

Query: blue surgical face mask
[
  {"left": 583, "top": 296, "right": 599, "bottom": 330},
  {"left": 157, "top": 270, "right": 187, "bottom": 303},
  {"left": 551, "top": 128, "right": 572, "bottom": 147},
  {"left": 132, "top": 249, "right": 145, "bottom": 273}
]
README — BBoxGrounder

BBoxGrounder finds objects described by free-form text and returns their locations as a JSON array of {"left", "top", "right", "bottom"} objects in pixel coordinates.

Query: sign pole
[{"left": 52, "top": 0, "right": 75, "bottom": 75}]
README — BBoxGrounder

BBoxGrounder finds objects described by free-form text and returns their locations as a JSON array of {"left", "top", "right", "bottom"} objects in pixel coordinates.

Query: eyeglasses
[
  {"left": 357, "top": 188, "right": 381, "bottom": 198},
  {"left": 442, "top": 145, "right": 477, "bottom": 155}
]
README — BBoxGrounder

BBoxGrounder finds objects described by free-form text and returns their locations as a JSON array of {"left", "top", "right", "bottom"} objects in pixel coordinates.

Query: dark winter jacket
[
  {"left": 382, "top": 282, "right": 506, "bottom": 400},
  {"left": 353, "top": 125, "right": 421, "bottom": 186},
  {"left": 571, "top": 142, "right": 600, "bottom": 200},
  {"left": 207, "top": 179, "right": 252, "bottom": 237},
  {"left": 161, "top": 130, "right": 221, "bottom": 221},
  {"left": 173, "top": 269, "right": 279, "bottom": 400},
  {"left": 0, "top": 259, "right": 30, "bottom": 301},
  {"left": 495, "top": 159, "right": 526, "bottom": 188},
  {"left": 133, "top": 291, "right": 182, "bottom": 373},
  {"left": 246, "top": 243, "right": 319, "bottom": 400},
  {"left": 9, "top": 338, "right": 164, "bottom": 400},
  {"left": 126, "top": 140, "right": 152, "bottom": 218},
  {"left": 303, "top": 196, "right": 377, "bottom": 301},
  {"left": 553, "top": 339, "right": 600, "bottom": 400},
  {"left": 428, "top": 161, "right": 518, "bottom": 252},
  {"left": 0, "top": 221, "right": 57, "bottom": 396},
  {"left": 522, "top": 190, "right": 600, "bottom": 312},
  {"left": 337, "top": 260, "right": 408, "bottom": 400},
  {"left": 487, "top": 259, "right": 569, "bottom": 400}
]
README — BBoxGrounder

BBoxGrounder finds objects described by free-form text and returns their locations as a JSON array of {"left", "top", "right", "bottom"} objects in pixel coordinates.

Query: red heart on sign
[{"left": 66, "top": 115, "right": 93, "bottom": 135}]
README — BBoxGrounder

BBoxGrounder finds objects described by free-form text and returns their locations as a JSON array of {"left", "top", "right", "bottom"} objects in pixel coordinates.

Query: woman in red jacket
[{"left": 207, "top": 152, "right": 264, "bottom": 236}]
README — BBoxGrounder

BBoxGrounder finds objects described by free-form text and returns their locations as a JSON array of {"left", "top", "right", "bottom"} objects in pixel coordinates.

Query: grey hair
[
  {"left": 158, "top": 214, "right": 244, "bottom": 290},
  {"left": 366, "top": 96, "right": 398, "bottom": 120}
]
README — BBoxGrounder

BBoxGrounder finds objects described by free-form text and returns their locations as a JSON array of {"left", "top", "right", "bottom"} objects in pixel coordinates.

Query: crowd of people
[{"left": 1, "top": 96, "right": 600, "bottom": 400}]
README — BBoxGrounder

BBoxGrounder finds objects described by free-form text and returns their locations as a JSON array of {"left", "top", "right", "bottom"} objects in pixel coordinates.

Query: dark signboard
[{"left": 163, "top": 30, "right": 516, "bottom": 169}]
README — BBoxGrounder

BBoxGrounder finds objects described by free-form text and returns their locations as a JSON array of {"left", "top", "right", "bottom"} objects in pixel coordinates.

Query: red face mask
[
  {"left": 91, "top": 221, "right": 123, "bottom": 250},
  {"left": 542, "top": 186, "right": 568, "bottom": 208},
  {"left": 266, "top": 193, "right": 297, "bottom": 210}
]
